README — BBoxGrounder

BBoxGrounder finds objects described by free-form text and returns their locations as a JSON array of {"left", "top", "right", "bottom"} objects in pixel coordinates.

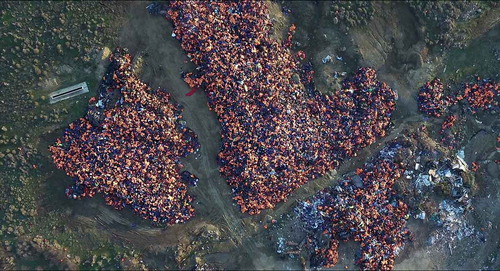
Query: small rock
[{"left": 1, "top": 126, "right": 7, "bottom": 132}]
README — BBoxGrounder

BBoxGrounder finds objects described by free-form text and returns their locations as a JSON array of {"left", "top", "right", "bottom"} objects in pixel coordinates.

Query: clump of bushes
[
  {"left": 329, "top": 1, "right": 374, "bottom": 27},
  {"left": 408, "top": 1, "right": 498, "bottom": 48}
]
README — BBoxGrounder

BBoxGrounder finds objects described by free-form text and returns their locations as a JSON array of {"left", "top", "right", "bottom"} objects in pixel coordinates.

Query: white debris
[
  {"left": 404, "top": 170, "right": 414, "bottom": 179},
  {"left": 415, "top": 211, "right": 426, "bottom": 220},
  {"left": 452, "top": 156, "right": 468, "bottom": 172},
  {"left": 414, "top": 174, "right": 432, "bottom": 191},
  {"left": 295, "top": 198, "right": 325, "bottom": 230},
  {"left": 96, "top": 100, "right": 104, "bottom": 109},
  {"left": 436, "top": 200, "right": 475, "bottom": 241},
  {"left": 276, "top": 237, "right": 286, "bottom": 254},
  {"left": 322, "top": 55, "right": 332, "bottom": 64}
]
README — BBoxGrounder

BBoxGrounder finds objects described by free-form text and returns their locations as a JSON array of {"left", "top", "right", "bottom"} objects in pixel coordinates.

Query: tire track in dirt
[{"left": 108, "top": 2, "right": 254, "bottom": 253}]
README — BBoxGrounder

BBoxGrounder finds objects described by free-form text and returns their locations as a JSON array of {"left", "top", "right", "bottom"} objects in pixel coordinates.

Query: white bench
[{"left": 49, "top": 82, "right": 89, "bottom": 104}]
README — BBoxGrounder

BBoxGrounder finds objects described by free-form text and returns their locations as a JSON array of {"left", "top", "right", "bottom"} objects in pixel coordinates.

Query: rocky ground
[{"left": 0, "top": 1, "right": 499, "bottom": 270}]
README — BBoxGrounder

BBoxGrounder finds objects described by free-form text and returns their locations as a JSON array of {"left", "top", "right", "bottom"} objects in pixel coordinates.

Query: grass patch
[
  {"left": 440, "top": 25, "right": 500, "bottom": 83},
  {"left": 0, "top": 2, "right": 135, "bottom": 269}
]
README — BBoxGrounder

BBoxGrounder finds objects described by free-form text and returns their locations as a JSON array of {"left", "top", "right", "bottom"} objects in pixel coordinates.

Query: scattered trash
[
  {"left": 415, "top": 211, "right": 426, "bottom": 220},
  {"left": 322, "top": 55, "right": 332, "bottom": 64},
  {"left": 293, "top": 141, "right": 411, "bottom": 270},
  {"left": 452, "top": 155, "right": 468, "bottom": 172},
  {"left": 435, "top": 200, "right": 475, "bottom": 241},
  {"left": 351, "top": 174, "right": 363, "bottom": 188},
  {"left": 295, "top": 198, "right": 325, "bottom": 230},
  {"left": 96, "top": 99, "right": 104, "bottom": 109},
  {"left": 276, "top": 237, "right": 286, "bottom": 254},
  {"left": 282, "top": 6, "right": 292, "bottom": 15},
  {"left": 408, "top": 154, "right": 477, "bottom": 248},
  {"left": 414, "top": 173, "right": 432, "bottom": 192}
]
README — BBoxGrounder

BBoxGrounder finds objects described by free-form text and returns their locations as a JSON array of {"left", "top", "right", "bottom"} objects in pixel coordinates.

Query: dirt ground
[{"left": 40, "top": 1, "right": 500, "bottom": 270}]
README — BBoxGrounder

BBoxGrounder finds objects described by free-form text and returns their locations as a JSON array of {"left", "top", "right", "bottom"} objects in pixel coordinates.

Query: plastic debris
[
  {"left": 295, "top": 198, "right": 325, "bottom": 230},
  {"left": 415, "top": 211, "right": 426, "bottom": 220},
  {"left": 414, "top": 174, "right": 432, "bottom": 192},
  {"left": 322, "top": 55, "right": 332, "bottom": 64},
  {"left": 435, "top": 200, "right": 475, "bottom": 241},
  {"left": 452, "top": 156, "right": 468, "bottom": 172}
]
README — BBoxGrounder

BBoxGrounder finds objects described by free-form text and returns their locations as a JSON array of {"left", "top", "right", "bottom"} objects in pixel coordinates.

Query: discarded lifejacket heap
[
  {"left": 462, "top": 78, "right": 499, "bottom": 113},
  {"left": 418, "top": 77, "right": 499, "bottom": 117},
  {"left": 168, "top": 1, "right": 397, "bottom": 215},
  {"left": 418, "top": 78, "right": 451, "bottom": 117},
  {"left": 304, "top": 142, "right": 411, "bottom": 270},
  {"left": 50, "top": 49, "right": 200, "bottom": 224},
  {"left": 418, "top": 77, "right": 499, "bottom": 149}
]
